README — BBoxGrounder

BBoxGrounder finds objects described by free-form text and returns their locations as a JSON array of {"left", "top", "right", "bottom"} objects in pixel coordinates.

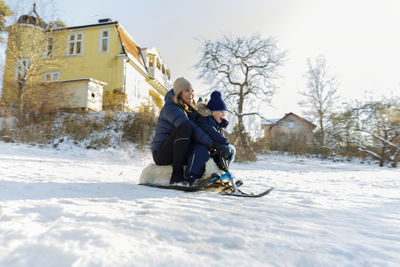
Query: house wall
[
  {"left": 262, "top": 124, "right": 272, "bottom": 151},
  {"left": 124, "top": 59, "right": 151, "bottom": 111},
  {"left": 46, "top": 25, "right": 123, "bottom": 95}
]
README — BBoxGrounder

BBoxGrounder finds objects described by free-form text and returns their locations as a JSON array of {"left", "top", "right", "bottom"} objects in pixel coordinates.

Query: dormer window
[
  {"left": 148, "top": 54, "right": 154, "bottom": 67},
  {"left": 156, "top": 58, "right": 161, "bottom": 70}
]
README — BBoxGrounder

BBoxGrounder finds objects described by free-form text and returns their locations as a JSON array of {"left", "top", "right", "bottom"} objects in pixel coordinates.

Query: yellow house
[{"left": 1, "top": 13, "right": 171, "bottom": 111}]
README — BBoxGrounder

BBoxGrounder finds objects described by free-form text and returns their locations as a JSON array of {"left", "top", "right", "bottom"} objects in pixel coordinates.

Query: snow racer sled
[{"left": 139, "top": 156, "right": 273, "bottom": 198}]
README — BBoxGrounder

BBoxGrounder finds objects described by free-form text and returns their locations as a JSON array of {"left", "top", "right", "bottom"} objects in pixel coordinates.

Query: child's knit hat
[{"left": 207, "top": 91, "right": 226, "bottom": 112}]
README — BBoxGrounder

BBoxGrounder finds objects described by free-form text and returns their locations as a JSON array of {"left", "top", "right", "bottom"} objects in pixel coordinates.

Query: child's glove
[
  {"left": 213, "top": 142, "right": 231, "bottom": 160},
  {"left": 220, "top": 119, "right": 229, "bottom": 128}
]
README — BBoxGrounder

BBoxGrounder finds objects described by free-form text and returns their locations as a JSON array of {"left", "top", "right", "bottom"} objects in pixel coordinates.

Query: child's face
[{"left": 211, "top": 111, "right": 226, "bottom": 124}]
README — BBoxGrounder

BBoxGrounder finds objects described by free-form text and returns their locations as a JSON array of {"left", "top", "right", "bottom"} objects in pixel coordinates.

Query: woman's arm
[{"left": 162, "top": 103, "right": 190, "bottom": 128}]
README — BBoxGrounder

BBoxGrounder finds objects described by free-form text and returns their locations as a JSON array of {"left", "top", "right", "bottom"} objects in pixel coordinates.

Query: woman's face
[
  {"left": 211, "top": 111, "right": 226, "bottom": 124},
  {"left": 180, "top": 89, "right": 194, "bottom": 105}
]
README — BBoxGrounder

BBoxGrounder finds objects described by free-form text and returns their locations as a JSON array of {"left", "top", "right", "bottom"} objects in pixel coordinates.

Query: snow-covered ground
[{"left": 0, "top": 141, "right": 399, "bottom": 267}]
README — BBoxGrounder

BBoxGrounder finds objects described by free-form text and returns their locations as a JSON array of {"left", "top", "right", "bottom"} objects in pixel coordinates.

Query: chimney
[{"left": 98, "top": 18, "right": 112, "bottom": 23}]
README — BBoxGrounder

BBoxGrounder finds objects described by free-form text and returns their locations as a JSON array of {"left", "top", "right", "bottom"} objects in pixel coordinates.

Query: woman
[{"left": 151, "top": 77, "right": 218, "bottom": 185}]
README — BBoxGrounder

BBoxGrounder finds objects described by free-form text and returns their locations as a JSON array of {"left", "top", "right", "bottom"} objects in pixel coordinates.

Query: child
[{"left": 185, "top": 91, "right": 235, "bottom": 182}]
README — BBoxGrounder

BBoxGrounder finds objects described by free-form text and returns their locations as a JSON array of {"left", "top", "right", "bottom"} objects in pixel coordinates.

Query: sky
[{"left": 2, "top": 0, "right": 400, "bottom": 119}]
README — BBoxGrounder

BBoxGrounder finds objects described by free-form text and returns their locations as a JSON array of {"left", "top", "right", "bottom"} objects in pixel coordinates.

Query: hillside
[{"left": 0, "top": 141, "right": 399, "bottom": 266}]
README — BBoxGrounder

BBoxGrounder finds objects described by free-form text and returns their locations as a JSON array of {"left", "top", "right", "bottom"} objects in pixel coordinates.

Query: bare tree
[
  {"left": 299, "top": 55, "right": 339, "bottom": 146},
  {"left": 0, "top": 0, "right": 13, "bottom": 30},
  {"left": 195, "top": 34, "right": 286, "bottom": 159},
  {"left": 325, "top": 106, "right": 362, "bottom": 159},
  {"left": 2, "top": 2, "right": 65, "bottom": 113},
  {"left": 328, "top": 97, "right": 400, "bottom": 167},
  {"left": 355, "top": 98, "right": 400, "bottom": 167}
]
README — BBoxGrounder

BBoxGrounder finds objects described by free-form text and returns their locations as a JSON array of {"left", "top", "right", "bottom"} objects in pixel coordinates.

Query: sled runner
[
  {"left": 140, "top": 173, "right": 221, "bottom": 192},
  {"left": 215, "top": 171, "right": 274, "bottom": 198}
]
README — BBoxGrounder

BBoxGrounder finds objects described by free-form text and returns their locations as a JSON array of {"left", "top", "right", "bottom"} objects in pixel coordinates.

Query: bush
[
  {"left": 226, "top": 125, "right": 257, "bottom": 162},
  {"left": 122, "top": 102, "right": 158, "bottom": 148},
  {"left": 0, "top": 101, "right": 159, "bottom": 149}
]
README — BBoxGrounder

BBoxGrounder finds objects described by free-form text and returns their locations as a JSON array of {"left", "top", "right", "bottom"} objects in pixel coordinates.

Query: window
[
  {"left": 14, "top": 58, "right": 30, "bottom": 80},
  {"left": 43, "top": 70, "right": 61, "bottom": 82},
  {"left": 161, "top": 64, "right": 165, "bottom": 74},
  {"left": 281, "top": 135, "right": 286, "bottom": 144},
  {"left": 135, "top": 80, "right": 141, "bottom": 98},
  {"left": 148, "top": 54, "right": 154, "bottom": 67},
  {"left": 67, "top": 32, "right": 84, "bottom": 56},
  {"left": 156, "top": 58, "right": 161, "bottom": 70},
  {"left": 45, "top": 36, "right": 55, "bottom": 58},
  {"left": 99, "top": 29, "right": 110, "bottom": 53},
  {"left": 288, "top": 121, "right": 294, "bottom": 129}
]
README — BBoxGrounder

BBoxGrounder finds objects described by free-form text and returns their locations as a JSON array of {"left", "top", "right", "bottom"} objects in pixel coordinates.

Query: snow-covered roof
[
  {"left": 262, "top": 112, "right": 316, "bottom": 128},
  {"left": 261, "top": 118, "right": 280, "bottom": 125}
]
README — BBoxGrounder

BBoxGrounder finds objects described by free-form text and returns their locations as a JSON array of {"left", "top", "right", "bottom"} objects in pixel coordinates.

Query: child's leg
[{"left": 185, "top": 144, "right": 210, "bottom": 183}]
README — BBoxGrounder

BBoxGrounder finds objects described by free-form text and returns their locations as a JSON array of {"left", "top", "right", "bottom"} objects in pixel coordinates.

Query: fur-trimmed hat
[
  {"left": 173, "top": 77, "right": 192, "bottom": 96},
  {"left": 207, "top": 91, "right": 226, "bottom": 112}
]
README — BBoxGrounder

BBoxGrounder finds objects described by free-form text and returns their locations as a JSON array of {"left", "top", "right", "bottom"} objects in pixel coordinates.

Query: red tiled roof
[{"left": 116, "top": 24, "right": 142, "bottom": 65}]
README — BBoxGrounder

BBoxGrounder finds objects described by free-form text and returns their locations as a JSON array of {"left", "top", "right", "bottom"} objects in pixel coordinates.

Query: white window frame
[
  {"left": 66, "top": 31, "right": 84, "bottom": 56},
  {"left": 99, "top": 29, "right": 110, "bottom": 54},
  {"left": 136, "top": 79, "right": 141, "bottom": 98},
  {"left": 14, "top": 58, "right": 30, "bottom": 80},
  {"left": 44, "top": 36, "right": 55, "bottom": 59},
  {"left": 43, "top": 70, "right": 61, "bottom": 82},
  {"left": 288, "top": 121, "right": 295, "bottom": 129}
]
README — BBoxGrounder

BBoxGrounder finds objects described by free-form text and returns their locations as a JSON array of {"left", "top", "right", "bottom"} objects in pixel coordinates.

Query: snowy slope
[{"left": 0, "top": 142, "right": 399, "bottom": 266}]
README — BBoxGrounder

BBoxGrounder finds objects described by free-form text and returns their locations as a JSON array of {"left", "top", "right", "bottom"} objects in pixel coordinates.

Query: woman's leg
[{"left": 152, "top": 121, "right": 193, "bottom": 183}]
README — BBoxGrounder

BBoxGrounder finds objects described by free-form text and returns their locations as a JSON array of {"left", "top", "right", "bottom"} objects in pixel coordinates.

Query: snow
[{"left": 0, "top": 141, "right": 399, "bottom": 266}]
